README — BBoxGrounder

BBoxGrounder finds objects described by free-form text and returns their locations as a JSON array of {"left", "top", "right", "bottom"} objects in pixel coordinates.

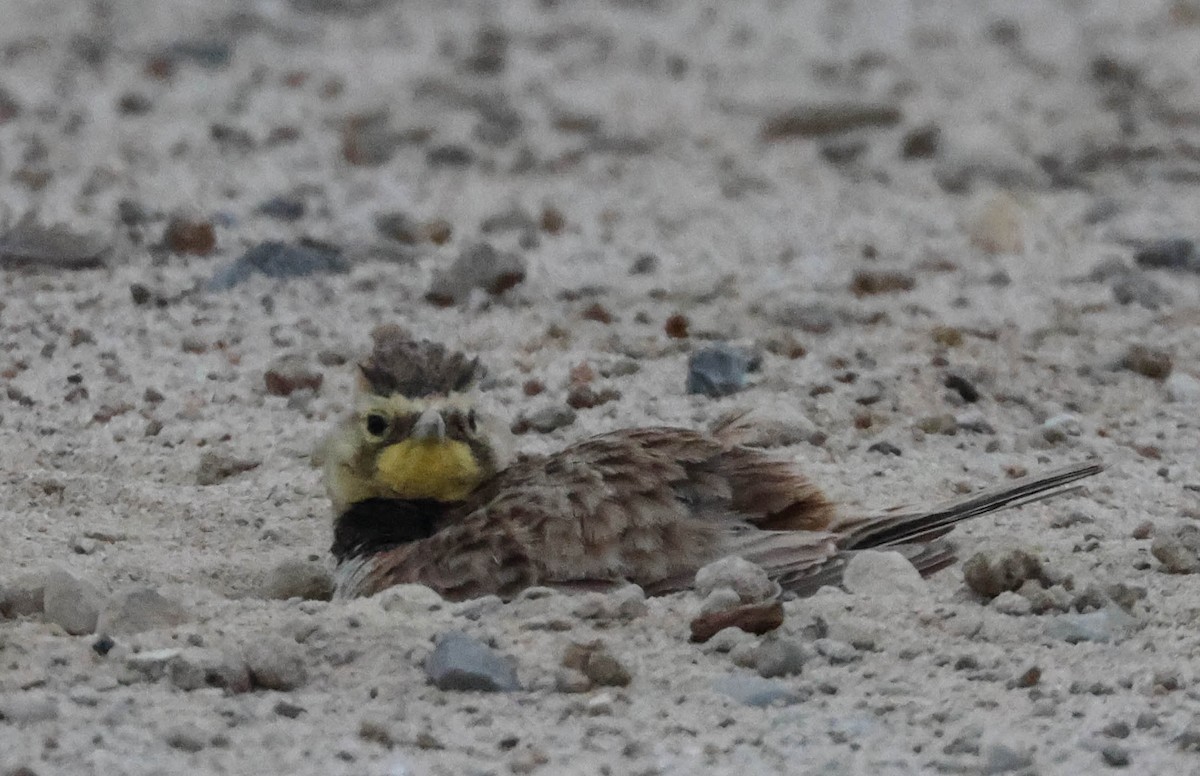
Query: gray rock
[
  {"left": 1040, "top": 413, "right": 1082, "bottom": 444},
  {"left": 1134, "top": 238, "right": 1200, "bottom": 272},
  {"left": 842, "top": 551, "right": 927, "bottom": 598},
  {"left": 753, "top": 637, "right": 807, "bottom": 677},
  {"left": 699, "top": 587, "right": 743, "bottom": 615},
  {"left": 0, "top": 215, "right": 108, "bottom": 271},
  {"left": 196, "top": 451, "right": 260, "bottom": 486},
  {"left": 991, "top": 591, "right": 1032, "bottom": 616},
  {"left": 42, "top": 569, "right": 102, "bottom": 635},
  {"left": 164, "top": 725, "right": 208, "bottom": 752},
  {"left": 1121, "top": 344, "right": 1172, "bottom": 381},
  {"left": 983, "top": 743, "right": 1034, "bottom": 774},
  {"left": 687, "top": 344, "right": 755, "bottom": 397},
  {"left": 0, "top": 691, "right": 59, "bottom": 724},
  {"left": 167, "top": 648, "right": 251, "bottom": 692},
  {"left": 125, "top": 648, "right": 184, "bottom": 682},
  {"left": 963, "top": 549, "right": 1045, "bottom": 599},
  {"left": 97, "top": 587, "right": 188, "bottom": 635},
  {"left": 1045, "top": 606, "right": 1136, "bottom": 643},
  {"left": 814, "top": 638, "right": 860, "bottom": 665},
  {"left": 424, "top": 631, "right": 520, "bottom": 692},
  {"left": 1101, "top": 745, "right": 1130, "bottom": 767},
  {"left": 523, "top": 405, "right": 576, "bottom": 434},
  {"left": 208, "top": 240, "right": 348, "bottom": 291},
  {"left": 1166, "top": 373, "right": 1200, "bottom": 403},
  {"left": 1112, "top": 272, "right": 1170, "bottom": 309},
  {"left": 377, "top": 584, "right": 444, "bottom": 613},
  {"left": 711, "top": 675, "right": 801, "bottom": 708},
  {"left": 244, "top": 638, "right": 308, "bottom": 691},
  {"left": 0, "top": 572, "right": 47, "bottom": 618},
  {"left": 425, "top": 242, "right": 525, "bottom": 305},
  {"left": 760, "top": 102, "right": 901, "bottom": 139},
  {"left": 260, "top": 559, "right": 334, "bottom": 601},
  {"left": 693, "top": 557, "right": 776, "bottom": 603},
  {"left": 1151, "top": 523, "right": 1200, "bottom": 573}
]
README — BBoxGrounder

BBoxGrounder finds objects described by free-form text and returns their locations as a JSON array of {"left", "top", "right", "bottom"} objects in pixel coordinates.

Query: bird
[{"left": 322, "top": 327, "right": 1103, "bottom": 602}]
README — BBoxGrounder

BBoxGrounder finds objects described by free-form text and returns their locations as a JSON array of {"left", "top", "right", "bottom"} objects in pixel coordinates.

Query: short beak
[{"left": 411, "top": 408, "right": 446, "bottom": 442}]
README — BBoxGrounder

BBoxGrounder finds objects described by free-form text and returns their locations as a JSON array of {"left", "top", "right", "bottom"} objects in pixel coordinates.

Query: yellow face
[{"left": 323, "top": 393, "right": 497, "bottom": 510}]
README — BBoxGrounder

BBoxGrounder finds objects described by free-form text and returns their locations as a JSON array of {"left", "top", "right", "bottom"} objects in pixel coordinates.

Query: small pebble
[
  {"left": 260, "top": 559, "right": 334, "bottom": 601},
  {"left": 424, "top": 631, "right": 520, "bottom": 692},
  {"left": 244, "top": 637, "right": 308, "bottom": 690},
  {"left": 686, "top": 344, "right": 754, "bottom": 397},
  {"left": 1165, "top": 373, "right": 1200, "bottom": 402},
  {"left": 1151, "top": 523, "right": 1200, "bottom": 573},
  {"left": 426, "top": 242, "right": 525, "bottom": 306},
  {"left": 991, "top": 590, "right": 1032, "bottom": 616},
  {"left": 209, "top": 240, "right": 347, "bottom": 290},
  {"left": 693, "top": 557, "right": 776, "bottom": 603},
  {"left": 1133, "top": 237, "right": 1200, "bottom": 272},
  {"left": 561, "top": 641, "right": 631, "bottom": 687},
  {"left": 1044, "top": 606, "right": 1136, "bottom": 643},
  {"left": 196, "top": 451, "right": 260, "bottom": 486},
  {"left": 849, "top": 269, "right": 915, "bottom": 296},
  {"left": 264, "top": 356, "right": 323, "bottom": 397},
  {"left": 711, "top": 675, "right": 801, "bottom": 708},
  {"left": 968, "top": 193, "right": 1025, "bottom": 254},
  {"left": 842, "top": 551, "right": 927, "bottom": 598},
  {"left": 1100, "top": 745, "right": 1130, "bottom": 767},
  {"left": 962, "top": 548, "right": 1045, "bottom": 599},
  {"left": 753, "top": 637, "right": 807, "bottom": 677},
  {"left": 97, "top": 587, "right": 188, "bottom": 635},
  {"left": 163, "top": 217, "right": 216, "bottom": 256},
  {"left": 1121, "top": 345, "right": 1172, "bottom": 380}
]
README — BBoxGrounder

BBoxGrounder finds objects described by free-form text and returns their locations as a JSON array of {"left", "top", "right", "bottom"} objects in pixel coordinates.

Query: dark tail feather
[{"left": 839, "top": 462, "right": 1104, "bottom": 550}]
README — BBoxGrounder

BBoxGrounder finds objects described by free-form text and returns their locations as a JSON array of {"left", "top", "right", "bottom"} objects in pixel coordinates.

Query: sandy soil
[{"left": 2, "top": 0, "right": 1200, "bottom": 774}]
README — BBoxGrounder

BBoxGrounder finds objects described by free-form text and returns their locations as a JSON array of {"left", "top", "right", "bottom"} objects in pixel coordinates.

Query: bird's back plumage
[{"left": 330, "top": 426, "right": 1101, "bottom": 601}]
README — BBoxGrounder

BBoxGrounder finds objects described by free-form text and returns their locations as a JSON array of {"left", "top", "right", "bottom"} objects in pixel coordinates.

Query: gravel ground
[{"left": 2, "top": 1, "right": 1200, "bottom": 774}]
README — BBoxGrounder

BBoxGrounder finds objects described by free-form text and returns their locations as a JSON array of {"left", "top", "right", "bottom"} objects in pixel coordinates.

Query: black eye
[
  {"left": 466, "top": 409, "right": 477, "bottom": 432},
  {"left": 365, "top": 414, "right": 389, "bottom": 437}
]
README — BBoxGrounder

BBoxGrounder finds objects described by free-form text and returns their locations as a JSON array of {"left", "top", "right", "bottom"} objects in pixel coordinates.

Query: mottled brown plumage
[{"left": 331, "top": 424, "right": 1102, "bottom": 601}]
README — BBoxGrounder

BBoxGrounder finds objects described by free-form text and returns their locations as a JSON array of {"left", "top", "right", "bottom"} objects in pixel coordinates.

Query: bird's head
[{"left": 320, "top": 326, "right": 502, "bottom": 512}]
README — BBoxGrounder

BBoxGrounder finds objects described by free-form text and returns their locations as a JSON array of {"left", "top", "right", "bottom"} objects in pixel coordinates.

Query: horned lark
[{"left": 323, "top": 328, "right": 1103, "bottom": 601}]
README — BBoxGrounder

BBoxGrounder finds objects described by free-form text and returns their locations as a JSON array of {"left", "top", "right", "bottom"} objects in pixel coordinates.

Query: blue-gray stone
[
  {"left": 208, "top": 240, "right": 347, "bottom": 290},
  {"left": 687, "top": 344, "right": 756, "bottom": 397},
  {"left": 1134, "top": 238, "right": 1200, "bottom": 272},
  {"left": 712, "top": 675, "right": 800, "bottom": 708},
  {"left": 1044, "top": 606, "right": 1135, "bottom": 644},
  {"left": 424, "top": 631, "right": 520, "bottom": 692}
]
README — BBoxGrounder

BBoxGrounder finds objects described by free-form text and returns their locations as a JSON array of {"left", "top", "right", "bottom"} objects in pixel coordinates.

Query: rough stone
[
  {"left": 1044, "top": 606, "right": 1136, "bottom": 643},
  {"left": 753, "top": 637, "right": 807, "bottom": 677},
  {"left": 962, "top": 549, "right": 1045, "bottom": 599},
  {"left": 167, "top": 648, "right": 252, "bottom": 692},
  {"left": 264, "top": 356, "right": 323, "bottom": 397},
  {"left": 97, "top": 587, "right": 188, "bottom": 635},
  {"left": 42, "top": 569, "right": 102, "bottom": 635},
  {"left": 0, "top": 572, "right": 47, "bottom": 618},
  {"left": 425, "top": 242, "right": 525, "bottom": 305},
  {"left": 711, "top": 675, "right": 801, "bottom": 708},
  {"left": 561, "top": 641, "right": 631, "bottom": 687},
  {"left": 260, "top": 559, "right": 334, "bottom": 601},
  {"left": 208, "top": 240, "right": 348, "bottom": 290},
  {"left": 244, "top": 637, "right": 308, "bottom": 690},
  {"left": 1151, "top": 524, "right": 1200, "bottom": 573},
  {"left": 842, "top": 551, "right": 927, "bottom": 598},
  {"left": 686, "top": 344, "right": 757, "bottom": 398},
  {"left": 424, "top": 631, "right": 520, "bottom": 692},
  {"left": 1166, "top": 373, "right": 1200, "bottom": 403},
  {"left": 693, "top": 557, "right": 776, "bottom": 603}
]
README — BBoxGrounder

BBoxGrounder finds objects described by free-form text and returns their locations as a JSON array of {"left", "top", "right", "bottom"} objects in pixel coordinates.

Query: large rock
[{"left": 42, "top": 569, "right": 102, "bottom": 635}]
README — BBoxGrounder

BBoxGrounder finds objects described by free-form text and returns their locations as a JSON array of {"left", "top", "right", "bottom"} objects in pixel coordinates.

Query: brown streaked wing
[{"left": 355, "top": 427, "right": 845, "bottom": 599}]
